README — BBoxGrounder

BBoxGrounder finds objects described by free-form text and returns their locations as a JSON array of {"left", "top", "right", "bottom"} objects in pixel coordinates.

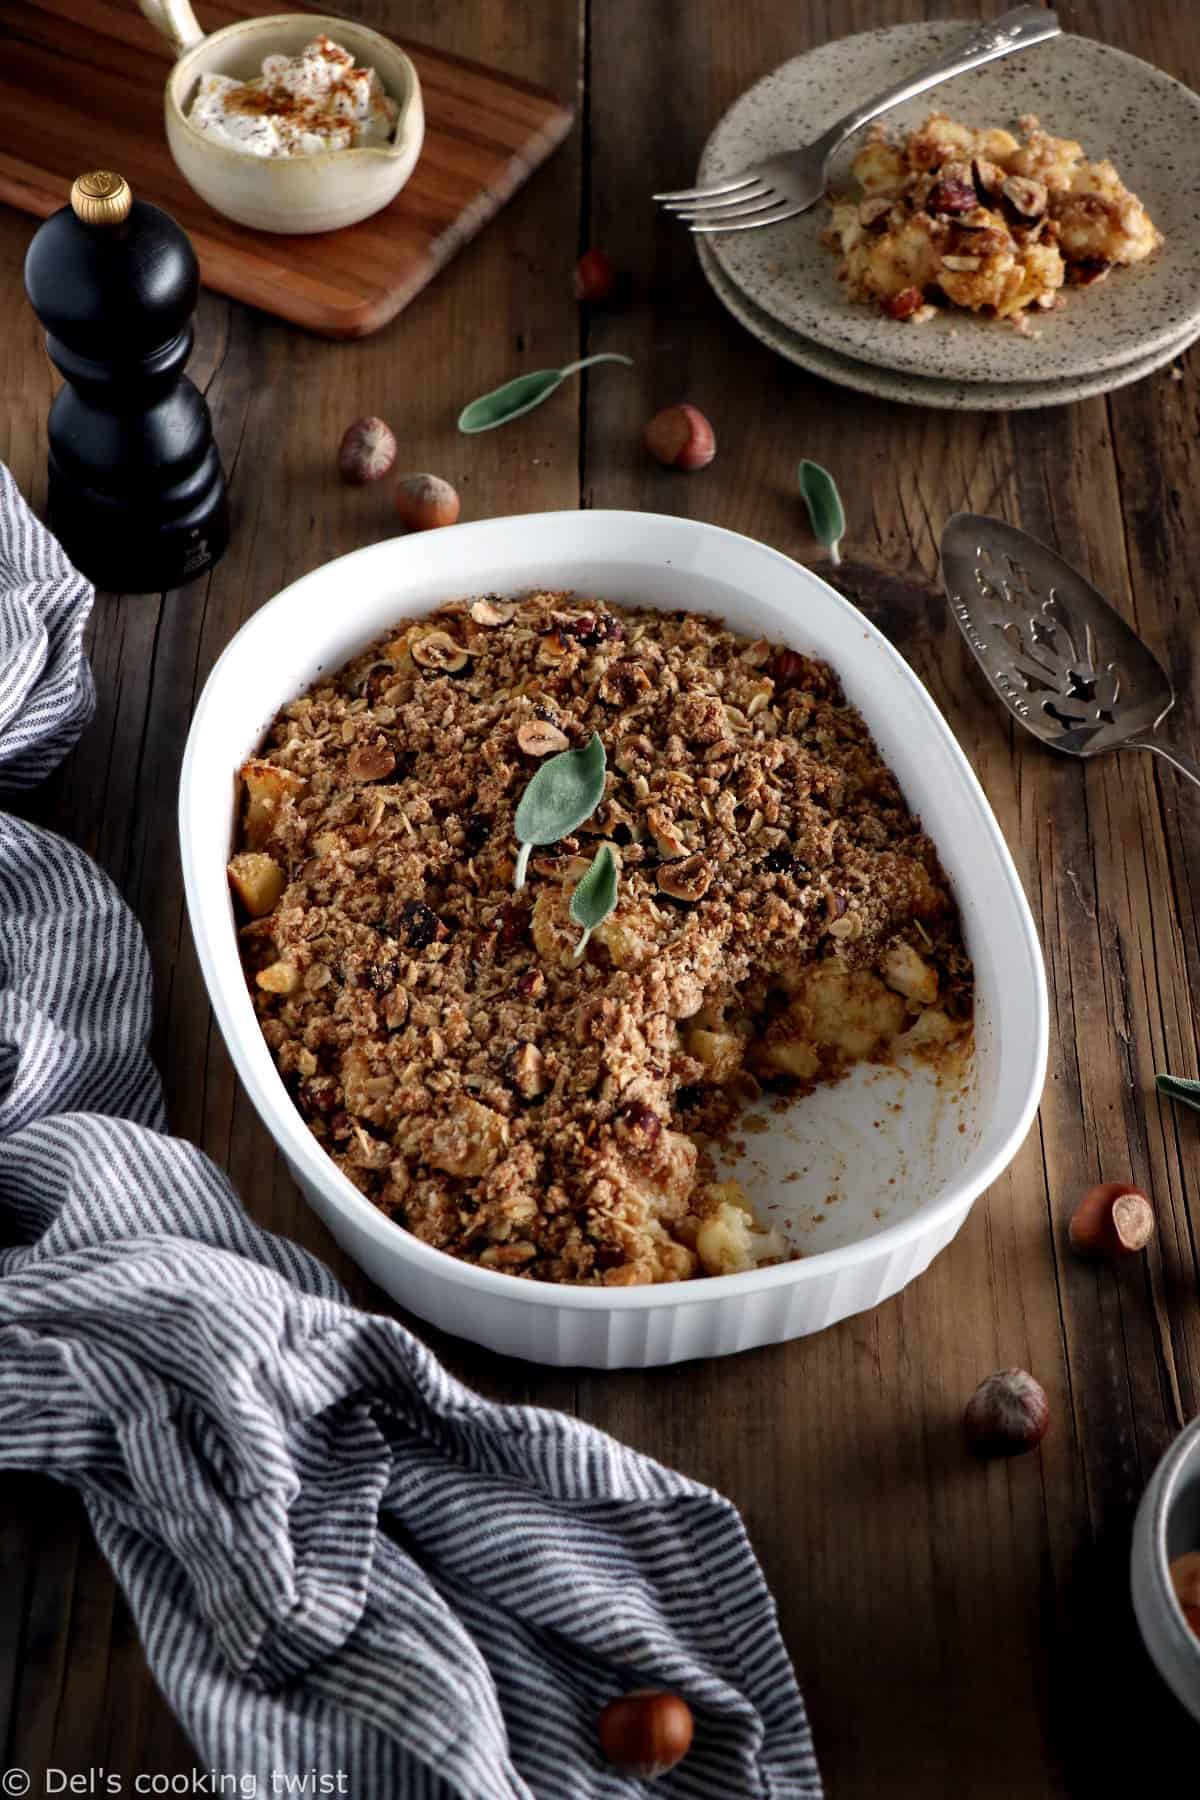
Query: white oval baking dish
[{"left": 179, "top": 510, "right": 1048, "bottom": 1367}]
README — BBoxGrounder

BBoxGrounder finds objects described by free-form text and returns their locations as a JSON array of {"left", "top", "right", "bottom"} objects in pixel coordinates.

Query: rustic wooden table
[{"left": 2, "top": 0, "right": 1198, "bottom": 1792}]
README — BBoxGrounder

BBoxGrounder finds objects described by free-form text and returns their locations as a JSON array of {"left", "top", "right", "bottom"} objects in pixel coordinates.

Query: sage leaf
[
  {"left": 1156, "top": 1072, "right": 1200, "bottom": 1116},
  {"left": 569, "top": 845, "right": 618, "bottom": 959},
  {"left": 799, "top": 459, "right": 846, "bottom": 566},
  {"left": 458, "top": 354, "right": 633, "bottom": 433},
  {"left": 513, "top": 732, "right": 607, "bottom": 890}
]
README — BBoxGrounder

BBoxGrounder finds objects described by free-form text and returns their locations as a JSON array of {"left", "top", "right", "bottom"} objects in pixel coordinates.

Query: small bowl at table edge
[{"left": 1132, "top": 1414, "right": 1200, "bottom": 1722}]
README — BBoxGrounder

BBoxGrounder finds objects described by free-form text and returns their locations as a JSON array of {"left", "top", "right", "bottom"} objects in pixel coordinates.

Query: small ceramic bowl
[
  {"left": 1132, "top": 1415, "right": 1200, "bottom": 1723},
  {"left": 138, "top": 0, "right": 424, "bottom": 234}
]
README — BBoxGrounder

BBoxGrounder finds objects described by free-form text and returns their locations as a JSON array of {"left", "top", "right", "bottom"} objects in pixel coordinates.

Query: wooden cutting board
[{"left": 0, "top": 0, "right": 573, "bottom": 338}]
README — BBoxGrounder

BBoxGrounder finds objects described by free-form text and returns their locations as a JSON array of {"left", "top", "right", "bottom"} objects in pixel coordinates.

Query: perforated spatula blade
[{"left": 940, "top": 514, "right": 1200, "bottom": 789}]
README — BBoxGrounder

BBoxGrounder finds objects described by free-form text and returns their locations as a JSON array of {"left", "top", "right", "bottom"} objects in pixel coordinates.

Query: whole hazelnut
[
  {"left": 963, "top": 1368, "right": 1049, "bottom": 1459},
  {"left": 394, "top": 473, "right": 461, "bottom": 532},
  {"left": 1169, "top": 1552, "right": 1200, "bottom": 1639},
  {"left": 597, "top": 1690, "right": 694, "bottom": 1779},
  {"left": 644, "top": 404, "right": 715, "bottom": 471},
  {"left": 574, "top": 248, "right": 619, "bottom": 304},
  {"left": 1068, "top": 1181, "right": 1154, "bottom": 1262},
  {"left": 337, "top": 416, "right": 397, "bottom": 485}
]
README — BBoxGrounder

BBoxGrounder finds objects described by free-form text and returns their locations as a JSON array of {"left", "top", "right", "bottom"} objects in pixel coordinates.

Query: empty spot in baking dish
[{"left": 706, "top": 1034, "right": 980, "bottom": 1258}]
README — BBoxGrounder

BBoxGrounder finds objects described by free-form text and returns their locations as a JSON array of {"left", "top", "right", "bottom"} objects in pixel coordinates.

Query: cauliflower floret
[
  {"left": 1006, "top": 113, "right": 1083, "bottom": 192},
  {"left": 936, "top": 245, "right": 1022, "bottom": 314},
  {"left": 684, "top": 1026, "right": 744, "bottom": 1084},
  {"left": 851, "top": 136, "right": 909, "bottom": 196},
  {"left": 420, "top": 1096, "right": 509, "bottom": 1179},
  {"left": 780, "top": 959, "right": 907, "bottom": 1060},
  {"left": 880, "top": 942, "right": 939, "bottom": 1006},
  {"left": 1053, "top": 159, "right": 1161, "bottom": 266},
  {"left": 829, "top": 196, "right": 866, "bottom": 255},
  {"left": 896, "top": 1008, "right": 961, "bottom": 1053},
  {"left": 905, "top": 112, "right": 1018, "bottom": 171},
  {"left": 600, "top": 1220, "right": 697, "bottom": 1286},
  {"left": 843, "top": 212, "right": 941, "bottom": 304},
  {"left": 694, "top": 1182, "right": 787, "bottom": 1277},
  {"left": 1001, "top": 240, "right": 1066, "bottom": 315},
  {"left": 593, "top": 905, "right": 657, "bottom": 969},
  {"left": 753, "top": 1039, "right": 820, "bottom": 1082}
]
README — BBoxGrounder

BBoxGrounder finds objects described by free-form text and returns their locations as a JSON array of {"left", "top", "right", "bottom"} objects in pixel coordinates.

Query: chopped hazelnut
[
  {"left": 510, "top": 1042, "right": 548, "bottom": 1099},
  {"left": 926, "top": 177, "right": 979, "bottom": 216},
  {"left": 517, "top": 719, "right": 570, "bottom": 757},
  {"left": 882, "top": 286, "right": 927, "bottom": 321},
  {"left": 470, "top": 596, "right": 515, "bottom": 626},
  {"left": 657, "top": 854, "right": 712, "bottom": 903},
  {"left": 410, "top": 631, "right": 471, "bottom": 673},
  {"left": 1001, "top": 174, "right": 1048, "bottom": 220},
  {"left": 346, "top": 741, "right": 396, "bottom": 783}
]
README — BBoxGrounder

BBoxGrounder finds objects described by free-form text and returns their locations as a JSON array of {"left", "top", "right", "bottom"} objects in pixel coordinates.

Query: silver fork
[{"left": 655, "top": 6, "right": 1060, "bottom": 234}]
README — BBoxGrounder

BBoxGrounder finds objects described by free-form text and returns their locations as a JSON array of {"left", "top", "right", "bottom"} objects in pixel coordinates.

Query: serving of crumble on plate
[
  {"left": 825, "top": 111, "right": 1160, "bottom": 329},
  {"left": 229, "top": 592, "right": 973, "bottom": 1289},
  {"left": 700, "top": 20, "right": 1200, "bottom": 387}
]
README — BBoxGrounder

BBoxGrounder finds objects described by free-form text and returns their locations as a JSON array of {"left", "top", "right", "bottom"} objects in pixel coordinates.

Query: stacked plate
[{"left": 695, "top": 23, "right": 1200, "bottom": 410}]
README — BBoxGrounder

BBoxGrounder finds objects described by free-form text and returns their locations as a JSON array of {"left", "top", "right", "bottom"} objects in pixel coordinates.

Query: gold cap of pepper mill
[{"left": 70, "top": 171, "right": 132, "bottom": 228}]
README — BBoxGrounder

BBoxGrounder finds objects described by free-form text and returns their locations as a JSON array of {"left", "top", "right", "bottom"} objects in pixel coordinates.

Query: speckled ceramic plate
[
  {"left": 697, "top": 235, "right": 1197, "bottom": 410},
  {"left": 701, "top": 22, "right": 1200, "bottom": 385}
]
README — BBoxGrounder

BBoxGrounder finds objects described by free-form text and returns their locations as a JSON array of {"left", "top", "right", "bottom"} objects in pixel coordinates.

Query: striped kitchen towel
[{"left": 0, "top": 465, "right": 821, "bottom": 1798}]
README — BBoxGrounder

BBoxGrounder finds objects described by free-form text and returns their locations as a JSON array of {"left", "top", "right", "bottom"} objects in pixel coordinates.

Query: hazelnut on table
[
  {"left": 644, "top": 405, "right": 715, "bottom": 470},
  {"left": 337, "top": 416, "right": 397, "bottom": 484},
  {"left": 1068, "top": 1181, "right": 1154, "bottom": 1262},
  {"left": 394, "top": 473, "right": 460, "bottom": 531},
  {"left": 573, "top": 247, "right": 620, "bottom": 304},
  {"left": 963, "top": 1368, "right": 1049, "bottom": 1459}
]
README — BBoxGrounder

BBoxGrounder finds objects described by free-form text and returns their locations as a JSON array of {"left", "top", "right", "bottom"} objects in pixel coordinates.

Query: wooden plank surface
[
  {"left": 0, "top": 0, "right": 573, "bottom": 338},
  {"left": 2, "top": 0, "right": 1199, "bottom": 1792}
]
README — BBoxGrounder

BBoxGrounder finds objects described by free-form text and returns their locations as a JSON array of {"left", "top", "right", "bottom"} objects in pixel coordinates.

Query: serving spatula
[{"left": 940, "top": 514, "right": 1200, "bottom": 790}]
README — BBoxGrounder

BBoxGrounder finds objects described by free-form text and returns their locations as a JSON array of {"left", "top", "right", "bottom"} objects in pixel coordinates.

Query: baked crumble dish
[
  {"left": 825, "top": 111, "right": 1161, "bottom": 326},
  {"left": 229, "top": 594, "right": 973, "bottom": 1286}
]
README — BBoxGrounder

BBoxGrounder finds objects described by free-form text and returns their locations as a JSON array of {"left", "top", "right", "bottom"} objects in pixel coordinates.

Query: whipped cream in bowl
[
  {"left": 140, "top": 2, "right": 424, "bottom": 235},
  {"left": 187, "top": 34, "right": 400, "bottom": 159}
]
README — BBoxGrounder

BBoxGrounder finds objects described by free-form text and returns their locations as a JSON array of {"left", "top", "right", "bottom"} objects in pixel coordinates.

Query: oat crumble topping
[{"left": 230, "top": 593, "right": 974, "bottom": 1286}]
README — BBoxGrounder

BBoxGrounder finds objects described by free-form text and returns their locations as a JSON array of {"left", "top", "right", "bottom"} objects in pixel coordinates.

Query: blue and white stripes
[
  {"left": 0, "top": 466, "right": 821, "bottom": 1797},
  {"left": 0, "top": 462, "right": 95, "bottom": 791}
]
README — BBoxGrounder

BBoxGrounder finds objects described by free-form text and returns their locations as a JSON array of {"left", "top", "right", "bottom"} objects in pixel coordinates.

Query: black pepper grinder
[{"left": 24, "top": 169, "right": 229, "bottom": 593}]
